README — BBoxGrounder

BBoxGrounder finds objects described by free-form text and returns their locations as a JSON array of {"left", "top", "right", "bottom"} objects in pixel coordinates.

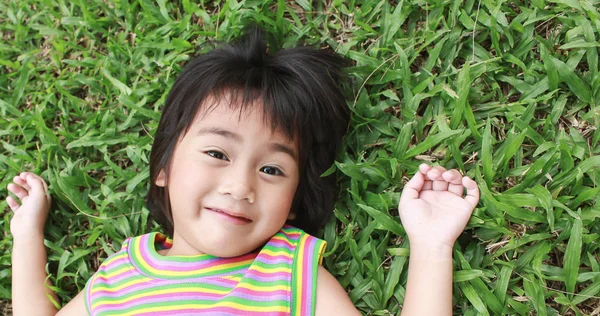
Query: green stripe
[
  {"left": 91, "top": 280, "right": 233, "bottom": 296},
  {"left": 128, "top": 235, "right": 251, "bottom": 279},
  {"left": 310, "top": 238, "right": 326, "bottom": 316},
  {"left": 239, "top": 277, "right": 289, "bottom": 288},
  {"left": 94, "top": 298, "right": 289, "bottom": 313}
]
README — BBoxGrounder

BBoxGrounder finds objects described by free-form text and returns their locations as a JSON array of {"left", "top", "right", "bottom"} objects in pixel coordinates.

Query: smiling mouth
[{"left": 206, "top": 207, "right": 252, "bottom": 223}]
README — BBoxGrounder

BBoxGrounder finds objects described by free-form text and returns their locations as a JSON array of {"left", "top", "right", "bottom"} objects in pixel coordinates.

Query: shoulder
[
  {"left": 57, "top": 290, "right": 86, "bottom": 316},
  {"left": 84, "top": 234, "right": 152, "bottom": 303},
  {"left": 315, "top": 266, "right": 361, "bottom": 316},
  {"left": 277, "top": 225, "right": 326, "bottom": 251},
  {"left": 88, "top": 233, "right": 157, "bottom": 277}
]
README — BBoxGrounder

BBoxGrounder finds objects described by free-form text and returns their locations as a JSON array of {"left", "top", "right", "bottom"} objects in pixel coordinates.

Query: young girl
[{"left": 8, "top": 28, "right": 479, "bottom": 315}]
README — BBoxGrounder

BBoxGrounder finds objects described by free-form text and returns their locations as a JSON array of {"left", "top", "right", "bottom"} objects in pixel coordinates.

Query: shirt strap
[{"left": 291, "top": 232, "right": 327, "bottom": 316}]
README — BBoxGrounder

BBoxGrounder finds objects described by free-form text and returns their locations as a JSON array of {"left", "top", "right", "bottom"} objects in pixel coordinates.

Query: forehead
[{"left": 190, "top": 94, "right": 297, "bottom": 144}]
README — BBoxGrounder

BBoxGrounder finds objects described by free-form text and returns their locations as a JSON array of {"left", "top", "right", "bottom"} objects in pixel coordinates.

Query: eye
[
  {"left": 206, "top": 150, "right": 228, "bottom": 161},
  {"left": 260, "top": 166, "right": 283, "bottom": 176}
]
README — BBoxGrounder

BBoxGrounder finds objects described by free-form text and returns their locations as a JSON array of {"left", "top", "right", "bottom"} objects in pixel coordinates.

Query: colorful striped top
[{"left": 84, "top": 225, "right": 327, "bottom": 315}]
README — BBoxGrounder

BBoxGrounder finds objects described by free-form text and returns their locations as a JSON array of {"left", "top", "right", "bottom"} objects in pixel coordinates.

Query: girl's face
[{"left": 155, "top": 98, "right": 300, "bottom": 257}]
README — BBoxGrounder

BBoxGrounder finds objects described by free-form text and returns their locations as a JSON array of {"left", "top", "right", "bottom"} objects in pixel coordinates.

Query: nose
[{"left": 217, "top": 166, "right": 256, "bottom": 204}]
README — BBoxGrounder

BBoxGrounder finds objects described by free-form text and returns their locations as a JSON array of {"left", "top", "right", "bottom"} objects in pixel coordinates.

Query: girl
[{"left": 8, "top": 28, "right": 479, "bottom": 315}]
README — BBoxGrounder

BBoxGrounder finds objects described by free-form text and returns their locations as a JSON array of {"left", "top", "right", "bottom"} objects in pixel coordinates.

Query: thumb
[{"left": 400, "top": 171, "right": 425, "bottom": 204}]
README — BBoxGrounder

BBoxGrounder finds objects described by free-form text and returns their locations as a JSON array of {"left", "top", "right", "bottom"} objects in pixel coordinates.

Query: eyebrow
[
  {"left": 198, "top": 127, "right": 242, "bottom": 142},
  {"left": 197, "top": 127, "right": 298, "bottom": 161}
]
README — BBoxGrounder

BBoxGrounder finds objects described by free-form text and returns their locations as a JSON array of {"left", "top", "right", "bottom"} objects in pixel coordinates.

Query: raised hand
[
  {"left": 399, "top": 164, "right": 479, "bottom": 250},
  {"left": 6, "top": 172, "right": 51, "bottom": 239}
]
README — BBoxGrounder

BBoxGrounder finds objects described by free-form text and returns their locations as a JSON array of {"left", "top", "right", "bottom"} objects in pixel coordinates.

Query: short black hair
[{"left": 146, "top": 27, "right": 350, "bottom": 236}]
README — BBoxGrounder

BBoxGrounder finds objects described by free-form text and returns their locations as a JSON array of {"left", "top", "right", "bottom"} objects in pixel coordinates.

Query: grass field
[{"left": 1, "top": 0, "right": 599, "bottom": 315}]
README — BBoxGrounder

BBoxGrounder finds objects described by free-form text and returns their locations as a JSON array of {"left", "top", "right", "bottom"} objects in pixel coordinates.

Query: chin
[{"left": 207, "top": 245, "right": 253, "bottom": 258}]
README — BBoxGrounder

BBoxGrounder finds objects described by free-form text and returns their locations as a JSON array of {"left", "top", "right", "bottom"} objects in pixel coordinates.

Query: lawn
[{"left": 1, "top": 0, "right": 599, "bottom": 315}]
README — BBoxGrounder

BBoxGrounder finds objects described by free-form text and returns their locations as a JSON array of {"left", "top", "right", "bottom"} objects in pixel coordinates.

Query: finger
[
  {"left": 463, "top": 176, "right": 480, "bottom": 208},
  {"left": 26, "top": 173, "right": 51, "bottom": 204},
  {"left": 432, "top": 179, "right": 449, "bottom": 191},
  {"left": 13, "top": 175, "right": 31, "bottom": 192},
  {"left": 448, "top": 183, "right": 464, "bottom": 196},
  {"left": 6, "top": 196, "right": 20, "bottom": 212},
  {"left": 418, "top": 163, "right": 432, "bottom": 175},
  {"left": 428, "top": 166, "right": 448, "bottom": 191},
  {"left": 28, "top": 173, "right": 49, "bottom": 193},
  {"left": 25, "top": 174, "right": 47, "bottom": 197},
  {"left": 426, "top": 166, "right": 446, "bottom": 181},
  {"left": 7, "top": 183, "right": 28, "bottom": 200},
  {"left": 442, "top": 169, "right": 462, "bottom": 184},
  {"left": 400, "top": 172, "right": 425, "bottom": 202},
  {"left": 443, "top": 170, "right": 464, "bottom": 195},
  {"left": 422, "top": 180, "right": 433, "bottom": 190}
]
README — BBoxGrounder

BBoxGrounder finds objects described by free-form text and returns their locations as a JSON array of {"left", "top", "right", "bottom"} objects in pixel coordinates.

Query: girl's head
[{"left": 146, "top": 27, "right": 349, "bottom": 256}]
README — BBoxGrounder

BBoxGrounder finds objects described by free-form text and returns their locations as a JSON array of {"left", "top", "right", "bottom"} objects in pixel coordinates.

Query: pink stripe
[
  {"left": 230, "top": 287, "right": 289, "bottom": 297},
  {"left": 268, "top": 238, "right": 296, "bottom": 249},
  {"left": 301, "top": 237, "right": 316, "bottom": 316},
  {"left": 100, "top": 257, "right": 130, "bottom": 271},
  {"left": 136, "top": 235, "right": 255, "bottom": 272},
  {"left": 92, "top": 277, "right": 288, "bottom": 300},
  {"left": 245, "top": 269, "right": 290, "bottom": 278},
  {"left": 94, "top": 270, "right": 138, "bottom": 284},
  {"left": 91, "top": 278, "right": 239, "bottom": 298},
  {"left": 254, "top": 254, "right": 293, "bottom": 265},
  {"left": 286, "top": 231, "right": 301, "bottom": 235},
  {"left": 244, "top": 270, "right": 290, "bottom": 283},
  {"left": 136, "top": 307, "right": 284, "bottom": 316},
  {"left": 94, "top": 291, "right": 290, "bottom": 314}
]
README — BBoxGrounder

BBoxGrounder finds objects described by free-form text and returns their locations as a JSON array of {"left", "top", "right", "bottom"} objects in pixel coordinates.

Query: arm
[
  {"left": 398, "top": 164, "right": 479, "bottom": 315},
  {"left": 315, "top": 266, "right": 361, "bottom": 316},
  {"left": 8, "top": 172, "right": 87, "bottom": 316},
  {"left": 402, "top": 244, "right": 453, "bottom": 315},
  {"left": 8, "top": 173, "right": 58, "bottom": 315},
  {"left": 11, "top": 233, "right": 59, "bottom": 315}
]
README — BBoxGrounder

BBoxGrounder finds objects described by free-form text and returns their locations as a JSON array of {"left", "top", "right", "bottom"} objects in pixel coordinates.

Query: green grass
[{"left": 1, "top": 0, "right": 599, "bottom": 315}]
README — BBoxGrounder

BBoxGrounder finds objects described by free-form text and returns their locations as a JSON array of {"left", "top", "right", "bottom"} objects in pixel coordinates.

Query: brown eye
[
  {"left": 260, "top": 166, "right": 283, "bottom": 176},
  {"left": 206, "top": 151, "right": 228, "bottom": 161}
]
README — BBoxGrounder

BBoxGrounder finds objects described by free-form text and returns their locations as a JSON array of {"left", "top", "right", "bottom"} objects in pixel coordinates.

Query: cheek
[
  {"left": 275, "top": 181, "right": 299, "bottom": 214},
  {"left": 170, "top": 153, "right": 210, "bottom": 183}
]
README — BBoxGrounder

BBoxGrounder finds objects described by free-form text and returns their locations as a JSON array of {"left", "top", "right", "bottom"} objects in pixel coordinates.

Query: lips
[{"left": 206, "top": 207, "right": 252, "bottom": 223}]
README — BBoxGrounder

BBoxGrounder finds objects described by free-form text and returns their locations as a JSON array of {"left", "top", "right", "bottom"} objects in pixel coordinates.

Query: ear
[
  {"left": 287, "top": 211, "right": 296, "bottom": 221},
  {"left": 155, "top": 169, "right": 166, "bottom": 187}
]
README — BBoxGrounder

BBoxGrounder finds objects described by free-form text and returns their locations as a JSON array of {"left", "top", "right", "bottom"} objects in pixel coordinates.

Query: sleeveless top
[{"left": 84, "top": 226, "right": 326, "bottom": 315}]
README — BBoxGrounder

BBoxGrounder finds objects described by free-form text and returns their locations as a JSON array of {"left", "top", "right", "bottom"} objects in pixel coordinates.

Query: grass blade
[{"left": 564, "top": 215, "right": 583, "bottom": 296}]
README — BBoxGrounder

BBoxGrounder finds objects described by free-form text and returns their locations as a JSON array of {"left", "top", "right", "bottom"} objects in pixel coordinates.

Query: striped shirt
[{"left": 84, "top": 225, "right": 326, "bottom": 315}]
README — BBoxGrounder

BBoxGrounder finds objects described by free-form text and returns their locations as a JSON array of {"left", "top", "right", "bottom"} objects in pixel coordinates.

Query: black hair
[{"left": 146, "top": 27, "right": 350, "bottom": 236}]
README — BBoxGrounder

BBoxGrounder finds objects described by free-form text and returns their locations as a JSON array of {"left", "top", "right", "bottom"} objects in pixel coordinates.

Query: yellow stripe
[
  {"left": 235, "top": 282, "right": 289, "bottom": 292},
  {"left": 131, "top": 302, "right": 288, "bottom": 313},
  {"left": 259, "top": 248, "right": 294, "bottom": 257},
  {"left": 90, "top": 276, "right": 155, "bottom": 294},
  {"left": 247, "top": 265, "right": 291, "bottom": 274},
  {"left": 133, "top": 238, "right": 254, "bottom": 277},
  {"left": 271, "top": 234, "right": 300, "bottom": 244},
  {"left": 270, "top": 234, "right": 295, "bottom": 242},
  {"left": 90, "top": 276, "right": 287, "bottom": 307},
  {"left": 91, "top": 287, "right": 229, "bottom": 309},
  {"left": 317, "top": 240, "right": 326, "bottom": 265},
  {"left": 96, "top": 265, "right": 132, "bottom": 279},
  {"left": 92, "top": 282, "right": 292, "bottom": 309},
  {"left": 294, "top": 234, "right": 309, "bottom": 311},
  {"left": 101, "top": 252, "right": 128, "bottom": 267}
]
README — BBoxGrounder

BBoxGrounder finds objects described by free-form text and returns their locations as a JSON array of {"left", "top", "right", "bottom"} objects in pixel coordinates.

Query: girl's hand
[
  {"left": 399, "top": 164, "right": 479, "bottom": 251},
  {"left": 6, "top": 172, "right": 51, "bottom": 239}
]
